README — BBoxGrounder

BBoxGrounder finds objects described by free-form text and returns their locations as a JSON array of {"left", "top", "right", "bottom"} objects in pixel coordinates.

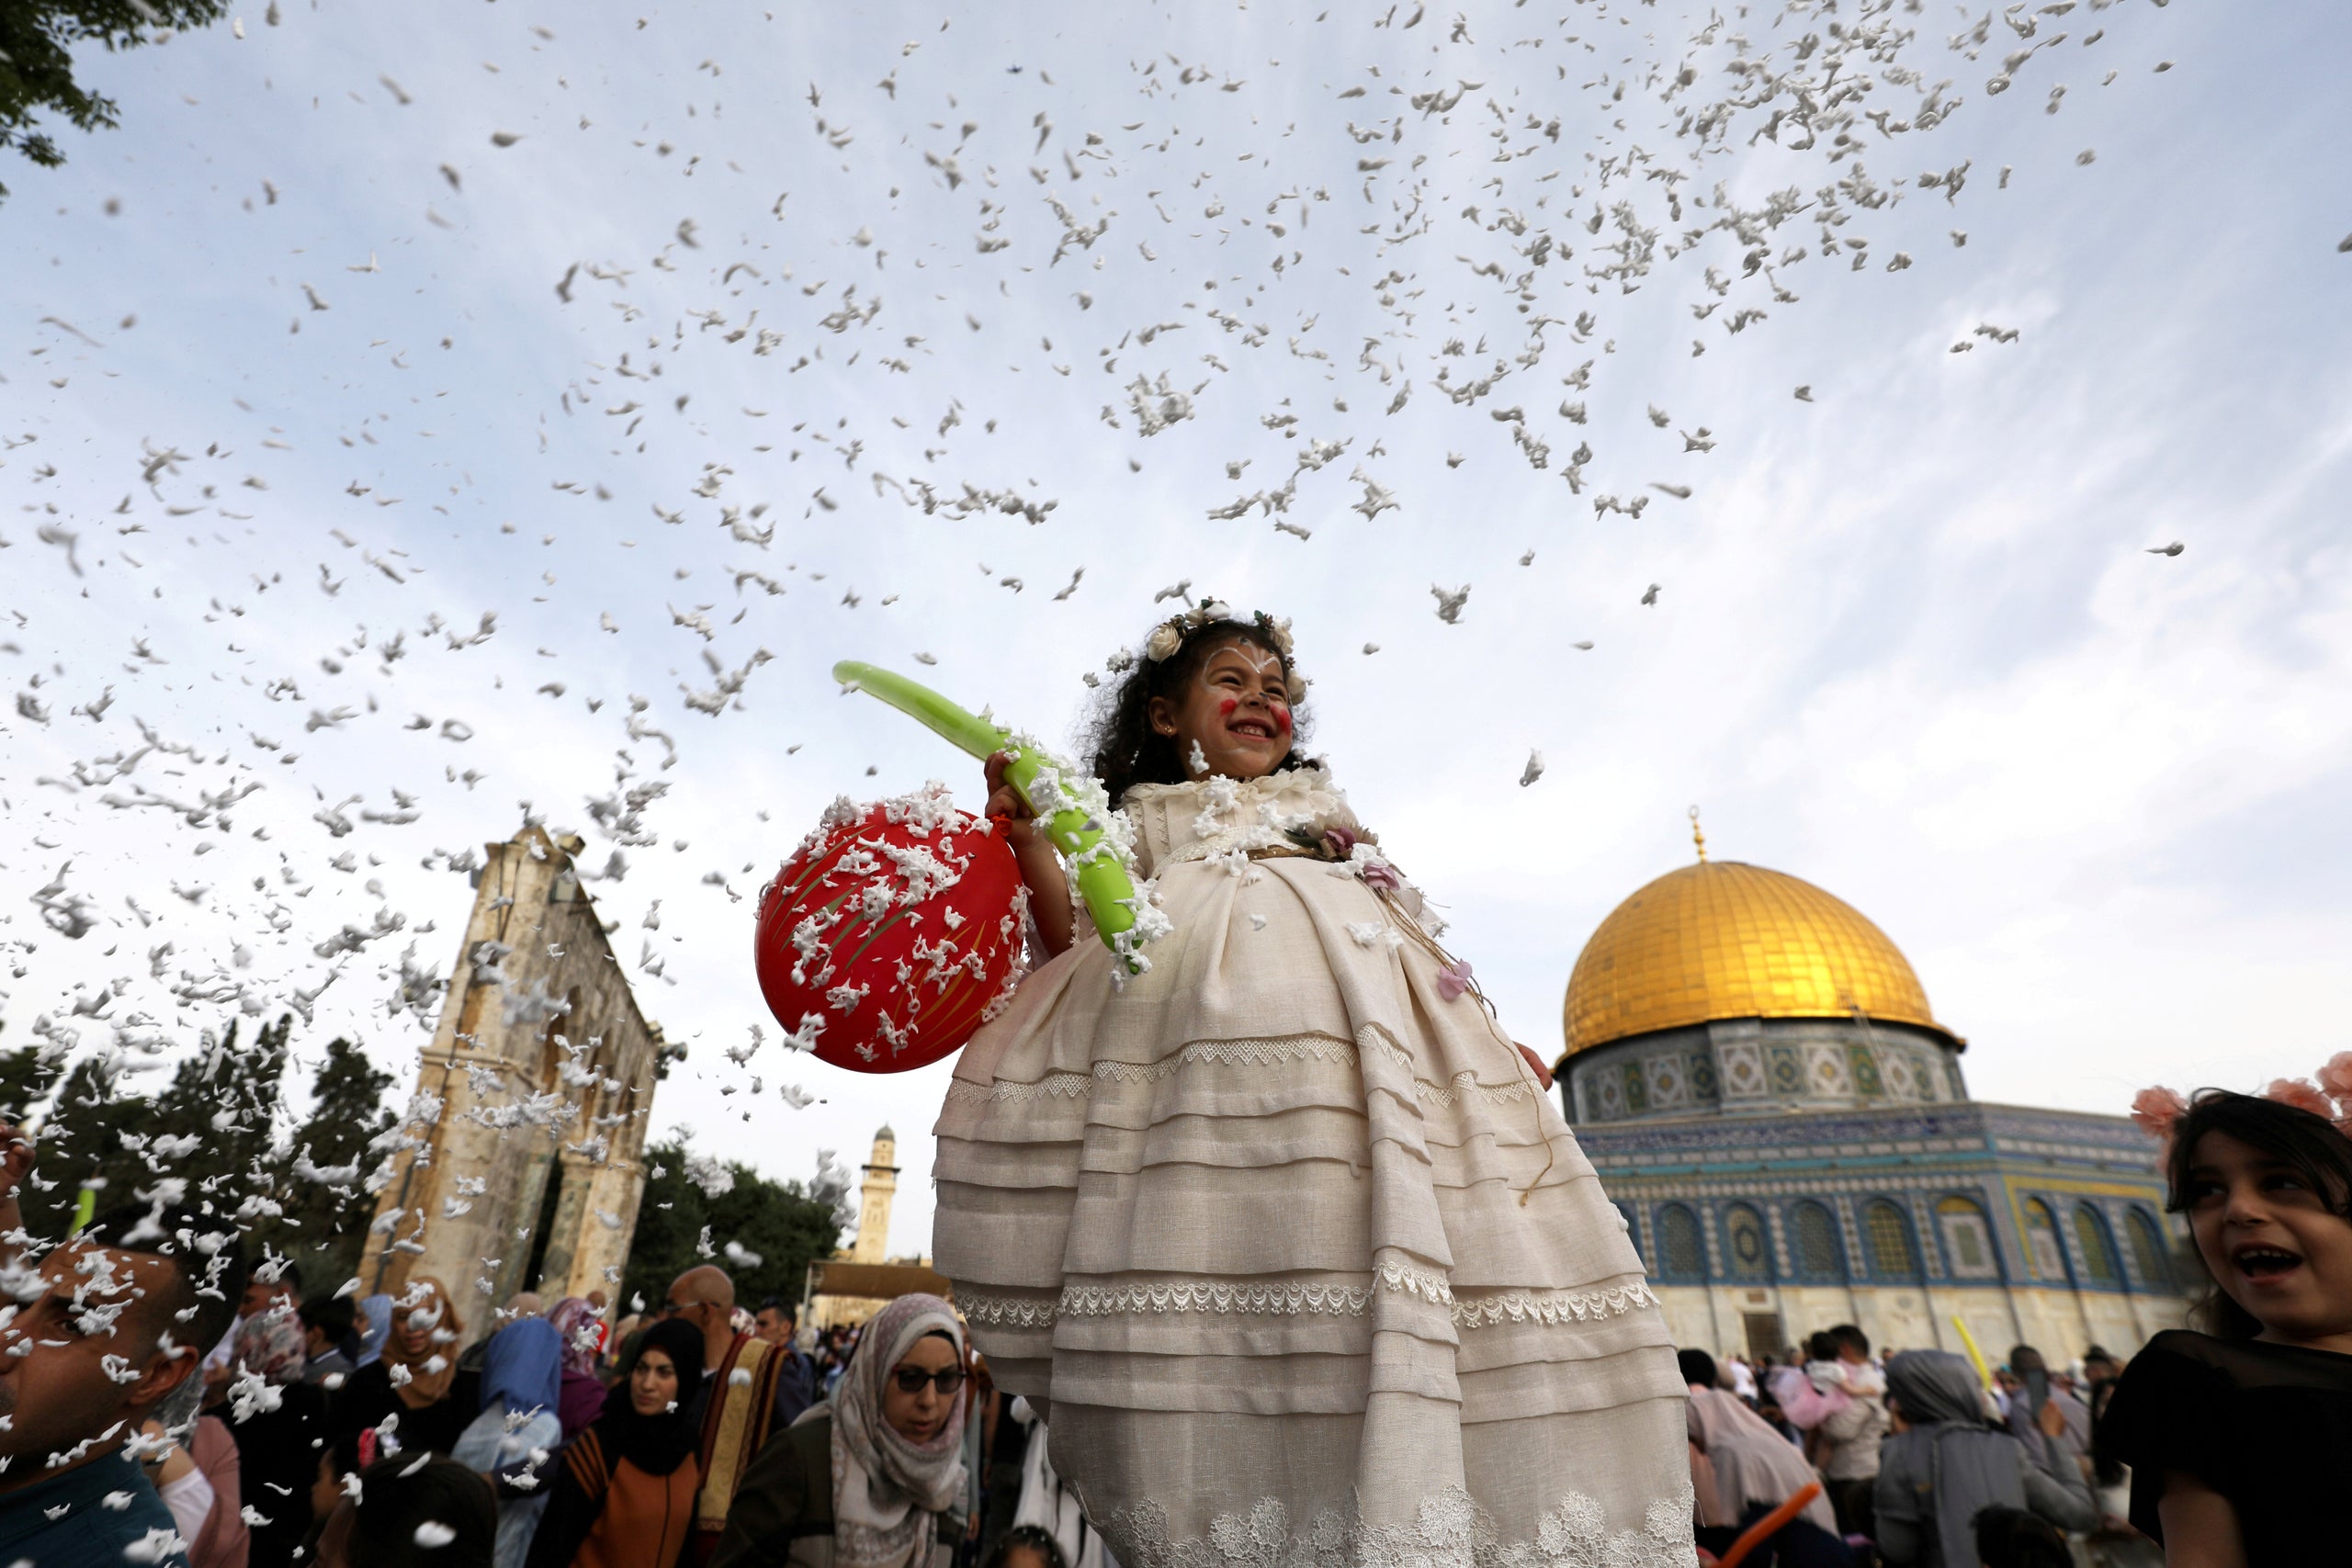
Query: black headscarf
[{"left": 594, "top": 1316, "right": 707, "bottom": 1476}]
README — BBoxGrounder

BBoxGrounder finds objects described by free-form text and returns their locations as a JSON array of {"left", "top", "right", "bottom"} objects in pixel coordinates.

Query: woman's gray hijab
[{"left": 1884, "top": 1350, "right": 2024, "bottom": 1568}]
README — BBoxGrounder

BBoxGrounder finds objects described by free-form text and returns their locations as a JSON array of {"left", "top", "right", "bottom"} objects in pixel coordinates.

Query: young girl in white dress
[{"left": 932, "top": 604, "right": 1692, "bottom": 1568}]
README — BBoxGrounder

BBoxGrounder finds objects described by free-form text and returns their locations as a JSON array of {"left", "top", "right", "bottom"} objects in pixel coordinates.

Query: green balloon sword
[{"left": 831, "top": 660, "right": 1149, "bottom": 970}]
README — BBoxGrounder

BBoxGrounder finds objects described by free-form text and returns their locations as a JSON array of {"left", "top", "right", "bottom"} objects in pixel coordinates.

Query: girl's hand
[
  {"left": 986, "top": 751, "right": 1075, "bottom": 958},
  {"left": 0, "top": 1123, "right": 33, "bottom": 1202},
  {"left": 1515, "top": 1043, "right": 1555, "bottom": 1091},
  {"left": 982, "top": 752, "right": 1037, "bottom": 833}
]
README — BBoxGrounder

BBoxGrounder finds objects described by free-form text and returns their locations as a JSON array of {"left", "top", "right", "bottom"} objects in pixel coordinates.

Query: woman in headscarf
[
  {"left": 545, "top": 1297, "right": 609, "bottom": 1441},
  {"left": 524, "top": 1317, "right": 707, "bottom": 1568},
  {"left": 331, "top": 1276, "right": 481, "bottom": 1463},
  {"left": 225, "top": 1303, "right": 331, "bottom": 1568},
  {"left": 1679, "top": 1350, "right": 1839, "bottom": 1538},
  {"left": 355, "top": 1294, "right": 395, "bottom": 1369},
  {"left": 457, "top": 1316, "right": 566, "bottom": 1568},
  {"left": 1873, "top": 1350, "right": 2095, "bottom": 1567},
  {"left": 708, "top": 1292, "right": 969, "bottom": 1568}
]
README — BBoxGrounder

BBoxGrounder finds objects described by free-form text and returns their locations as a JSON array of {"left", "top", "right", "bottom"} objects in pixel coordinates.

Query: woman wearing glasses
[{"left": 707, "top": 1293, "right": 971, "bottom": 1568}]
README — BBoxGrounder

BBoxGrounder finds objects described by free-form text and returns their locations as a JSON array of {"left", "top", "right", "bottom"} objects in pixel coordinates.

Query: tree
[
  {"left": 19, "top": 1046, "right": 163, "bottom": 1236},
  {"left": 276, "top": 1036, "right": 397, "bottom": 1283},
  {"left": 619, "top": 1142, "right": 844, "bottom": 1318},
  {"left": 0, "top": 1026, "right": 66, "bottom": 1124},
  {"left": 1, "top": 1, "right": 232, "bottom": 202}
]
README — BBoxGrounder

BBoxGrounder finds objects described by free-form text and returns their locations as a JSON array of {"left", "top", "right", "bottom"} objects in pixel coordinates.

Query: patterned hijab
[
  {"left": 547, "top": 1296, "right": 603, "bottom": 1377},
  {"left": 828, "top": 1294, "right": 967, "bottom": 1568},
  {"left": 235, "top": 1303, "right": 309, "bottom": 1385},
  {"left": 383, "top": 1275, "right": 465, "bottom": 1404}
]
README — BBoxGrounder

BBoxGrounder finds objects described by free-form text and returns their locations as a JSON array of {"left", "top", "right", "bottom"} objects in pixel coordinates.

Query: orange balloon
[{"left": 754, "top": 786, "right": 1026, "bottom": 1074}]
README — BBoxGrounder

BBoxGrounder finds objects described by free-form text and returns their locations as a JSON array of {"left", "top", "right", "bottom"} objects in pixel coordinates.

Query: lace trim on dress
[
  {"left": 965, "top": 1271, "right": 1653, "bottom": 1335},
  {"left": 1105, "top": 1483, "right": 1696, "bottom": 1568},
  {"left": 945, "top": 1027, "right": 1537, "bottom": 1114},
  {"left": 1415, "top": 1070, "right": 1540, "bottom": 1108},
  {"left": 943, "top": 1071, "right": 1092, "bottom": 1105},
  {"left": 1451, "top": 1281, "right": 1659, "bottom": 1329},
  {"left": 956, "top": 1291, "right": 1059, "bottom": 1329},
  {"left": 1062, "top": 1280, "right": 1377, "bottom": 1318},
  {"left": 1095, "top": 1034, "right": 1362, "bottom": 1082}
]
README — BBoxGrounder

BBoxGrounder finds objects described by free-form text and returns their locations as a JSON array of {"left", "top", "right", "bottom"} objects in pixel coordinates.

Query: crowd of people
[{"left": 1, "top": 1080, "right": 2347, "bottom": 1568}]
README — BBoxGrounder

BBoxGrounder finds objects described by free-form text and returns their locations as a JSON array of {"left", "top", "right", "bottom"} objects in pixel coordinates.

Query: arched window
[
  {"left": 2075, "top": 1204, "right": 2121, "bottom": 1285},
  {"left": 1724, "top": 1204, "right": 1770, "bottom": 1280},
  {"left": 2127, "top": 1209, "right": 2172, "bottom": 1290},
  {"left": 1864, "top": 1200, "right": 1919, "bottom": 1279},
  {"left": 1659, "top": 1205, "right": 1705, "bottom": 1280},
  {"left": 1936, "top": 1196, "right": 1999, "bottom": 1280},
  {"left": 1792, "top": 1201, "right": 1842, "bottom": 1279},
  {"left": 2021, "top": 1198, "right": 2067, "bottom": 1281}
]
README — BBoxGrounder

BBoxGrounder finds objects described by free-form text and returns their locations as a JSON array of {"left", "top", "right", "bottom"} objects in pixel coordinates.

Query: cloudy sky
[{"left": 4, "top": 0, "right": 2347, "bottom": 1263}]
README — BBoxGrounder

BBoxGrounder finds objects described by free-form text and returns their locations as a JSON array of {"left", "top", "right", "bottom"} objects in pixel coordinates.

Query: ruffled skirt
[{"left": 933, "top": 857, "right": 1692, "bottom": 1567}]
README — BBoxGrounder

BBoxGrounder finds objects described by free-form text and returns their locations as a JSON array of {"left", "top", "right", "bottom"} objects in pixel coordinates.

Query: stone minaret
[{"left": 850, "top": 1125, "right": 899, "bottom": 1263}]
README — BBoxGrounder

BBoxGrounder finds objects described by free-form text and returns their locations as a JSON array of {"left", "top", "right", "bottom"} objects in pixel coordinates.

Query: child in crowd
[
  {"left": 933, "top": 604, "right": 1690, "bottom": 1566},
  {"left": 2101, "top": 1078, "right": 2352, "bottom": 1564}
]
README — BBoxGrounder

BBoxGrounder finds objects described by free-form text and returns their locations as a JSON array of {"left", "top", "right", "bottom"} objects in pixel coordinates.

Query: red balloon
[{"left": 753, "top": 784, "right": 1027, "bottom": 1074}]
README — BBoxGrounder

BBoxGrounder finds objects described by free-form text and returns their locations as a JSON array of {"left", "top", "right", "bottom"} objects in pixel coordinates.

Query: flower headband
[
  {"left": 2133, "top": 1052, "right": 2352, "bottom": 1164},
  {"left": 1117, "top": 598, "right": 1306, "bottom": 703}
]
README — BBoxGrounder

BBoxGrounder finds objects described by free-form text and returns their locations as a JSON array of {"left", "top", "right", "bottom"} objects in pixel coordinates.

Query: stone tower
[
  {"left": 365, "top": 825, "right": 675, "bottom": 1343},
  {"left": 850, "top": 1125, "right": 899, "bottom": 1264}
]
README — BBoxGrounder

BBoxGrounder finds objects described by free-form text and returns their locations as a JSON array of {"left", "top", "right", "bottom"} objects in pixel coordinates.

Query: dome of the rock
[{"left": 1562, "top": 858, "right": 1952, "bottom": 1057}]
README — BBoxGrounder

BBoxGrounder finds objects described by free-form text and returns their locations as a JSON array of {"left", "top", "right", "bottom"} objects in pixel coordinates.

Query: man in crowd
[
  {"left": 300, "top": 1292, "right": 361, "bottom": 1384},
  {"left": 1812, "top": 1323, "right": 1888, "bottom": 1540},
  {"left": 752, "top": 1295, "right": 819, "bottom": 1424},
  {"left": 666, "top": 1265, "right": 808, "bottom": 1565},
  {"left": 2006, "top": 1343, "right": 2088, "bottom": 1480},
  {"left": 0, "top": 1121, "right": 251, "bottom": 1568},
  {"left": 202, "top": 1256, "right": 300, "bottom": 1398}
]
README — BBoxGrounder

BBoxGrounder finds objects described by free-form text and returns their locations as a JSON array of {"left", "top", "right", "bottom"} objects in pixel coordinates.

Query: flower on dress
[{"left": 1436, "top": 959, "right": 1475, "bottom": 1002}]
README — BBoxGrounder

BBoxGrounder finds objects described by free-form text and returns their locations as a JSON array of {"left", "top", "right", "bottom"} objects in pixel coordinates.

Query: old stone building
[
  {"left": 1557, "top": 819, "right": 2188, "bottom": 1363},
  {"left": 367, "top": 826, "right": 675, "bottom": 1343}
]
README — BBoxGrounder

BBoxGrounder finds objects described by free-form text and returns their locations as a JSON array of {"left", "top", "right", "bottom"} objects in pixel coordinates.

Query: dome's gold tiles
[{"left": 1563, "top": 860, "right": 1947, "bottom": 1055}]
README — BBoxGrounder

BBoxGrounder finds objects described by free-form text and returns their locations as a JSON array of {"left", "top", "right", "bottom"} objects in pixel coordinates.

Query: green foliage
[
  {"left": 618, "top": 1141, "right": 843, "bottom": 1318},
  {"left": 0, "top": 1024, "right": 66, "bottom": 1123},
  {"left": 277, "top": 1035, "right": 398, "bottom": 1284},
  {"left": 0, "top": 1, "right": 232, "bottom": 201},
  {"left": 8, "top": 1016, "right": 399, "bottom": 1284}
]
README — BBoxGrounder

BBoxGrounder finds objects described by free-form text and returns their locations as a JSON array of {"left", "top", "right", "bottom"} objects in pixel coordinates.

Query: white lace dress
[{"left": 933, "top": 768, "right": 1692, "bottom": 1568}]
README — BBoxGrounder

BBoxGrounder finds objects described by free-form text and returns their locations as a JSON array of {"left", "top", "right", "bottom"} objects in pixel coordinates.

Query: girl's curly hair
[{"left": 1078, "top": 617, "right": 1313, "bottom": 803}]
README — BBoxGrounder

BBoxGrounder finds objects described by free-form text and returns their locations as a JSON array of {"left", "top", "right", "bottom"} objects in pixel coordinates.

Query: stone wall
[
  {"left": 365, "top": 827, "right": 672, "bottom": 1344},
  {"left": 1654, "top": 1280, "right": 2188, "bottom": 1365}
]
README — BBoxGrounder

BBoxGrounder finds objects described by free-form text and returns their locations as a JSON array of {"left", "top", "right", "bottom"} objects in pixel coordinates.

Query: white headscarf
[{"left": 827, "top": 1293, "right": 967, "bottom": 1568}]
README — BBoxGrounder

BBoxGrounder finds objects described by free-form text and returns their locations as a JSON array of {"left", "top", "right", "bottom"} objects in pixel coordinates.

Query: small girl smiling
[
  {"left": 2101, "top": 1080, "right": 2352, "bottom": 1565},
  {"left": 932, "top": 602, "right": 1690, "bottom": 1567}
]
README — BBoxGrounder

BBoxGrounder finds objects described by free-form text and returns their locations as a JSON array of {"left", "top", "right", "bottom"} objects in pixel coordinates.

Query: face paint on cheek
[
  {"left": 1272, "top": 705, "right": 1293, "bottom": 736},
  {"left": 1218, "top": 697, "right": 1238, "bottom": 718}
]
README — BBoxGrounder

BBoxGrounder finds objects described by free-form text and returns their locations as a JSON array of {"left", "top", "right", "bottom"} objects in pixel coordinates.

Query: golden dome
[{"left": 1561, "top": 859, "right": 1953, "bottom": 1057}]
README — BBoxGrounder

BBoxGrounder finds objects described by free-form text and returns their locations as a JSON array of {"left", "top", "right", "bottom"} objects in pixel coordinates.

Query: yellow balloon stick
[{"left": 1951, "top": 1314, "right": 1994, "bottom": 1389}]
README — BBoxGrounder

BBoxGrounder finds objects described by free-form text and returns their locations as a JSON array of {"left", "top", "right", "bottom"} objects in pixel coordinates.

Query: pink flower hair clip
[{"left": 2130, "top": 1086, "right": 2188, "bottom": 1166}]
